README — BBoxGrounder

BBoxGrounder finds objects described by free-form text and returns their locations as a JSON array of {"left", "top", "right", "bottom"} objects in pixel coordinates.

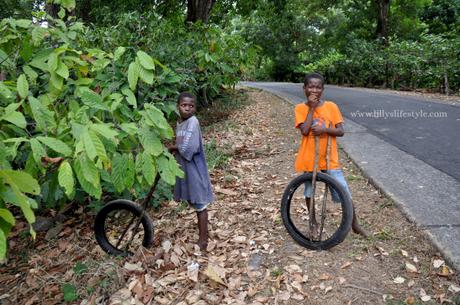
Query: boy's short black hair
[
  {"left": 303, "top": 73, "right": 325, "bottom": 86},
  {"left": 177, "top": 92, "right": 196, "bottom": 104}
]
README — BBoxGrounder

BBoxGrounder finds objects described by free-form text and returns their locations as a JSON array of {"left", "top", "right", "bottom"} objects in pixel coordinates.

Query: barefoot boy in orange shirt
[{"left": 295, "top": 73, "right": 367, "bottom": 237}]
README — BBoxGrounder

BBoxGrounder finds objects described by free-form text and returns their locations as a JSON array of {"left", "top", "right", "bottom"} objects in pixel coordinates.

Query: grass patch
[{"left": 205, "top": 139, "right": 231, "bottom": 171}]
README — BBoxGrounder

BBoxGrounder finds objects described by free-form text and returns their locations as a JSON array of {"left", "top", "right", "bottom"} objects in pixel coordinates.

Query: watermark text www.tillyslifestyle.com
[{"left": 350, "top": 109, "right": 448, "bottom": 119}]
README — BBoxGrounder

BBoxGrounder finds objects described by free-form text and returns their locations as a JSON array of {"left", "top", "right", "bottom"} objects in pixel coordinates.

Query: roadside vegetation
[{"left": 1, "top": 0, "right": 459, "bottom": 280}]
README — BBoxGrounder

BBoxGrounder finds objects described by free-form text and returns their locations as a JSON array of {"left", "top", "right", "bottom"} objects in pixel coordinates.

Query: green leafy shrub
[{"left": 0, "top": 9, "right": 184, "bottom": 258}]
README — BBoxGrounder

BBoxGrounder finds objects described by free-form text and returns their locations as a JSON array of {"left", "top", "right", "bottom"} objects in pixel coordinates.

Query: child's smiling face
[
  {"left": 303, "top": 78, "right": 324, "bottom": 99},
  {"left": 178, "top": 97, "right": 195, "bottom": 120}
]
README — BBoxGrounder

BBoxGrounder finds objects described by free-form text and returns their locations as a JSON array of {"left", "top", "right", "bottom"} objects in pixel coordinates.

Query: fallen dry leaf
[
  {"left": 340, "top": 261, "right": 352, "bottom": 269},
  {"left": 448, "top": 284, "right": 460, "bottom": 293},
  {"left": 405, "top": 262, "right": 418, "bottom": 273},
  {"left": 419, "top": 288, "right": 431, "bottom": 302},
  {"left": 433, "top": 259, "right": 445, "bottom": 269},
  {"left": 123, "top": 262, "right": 143, "bottom": 272},
  {"left": 204, "top": 264, "right": 227, "bottom": 286},
  {"left": 319, "top": 274, "right": 332, "bottom": 281},
  {"left": 437, "top": 265, "right": 452, "bottom": 277}
]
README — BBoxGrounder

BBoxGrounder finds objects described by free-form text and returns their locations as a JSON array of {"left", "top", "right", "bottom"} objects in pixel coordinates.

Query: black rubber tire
[
  {"left": 280, "top": 172, "right": 353, "bottom": 250},
  {"left": 94, "top": 199, "right": 154, "bottom": 256}
]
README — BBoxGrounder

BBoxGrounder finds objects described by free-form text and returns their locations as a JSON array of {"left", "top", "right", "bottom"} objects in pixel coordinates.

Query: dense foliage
[
  {"left": 243, "top": 0, "right": 460, "bottom": 94},
  {"left": 0, "top": 1, "right": 256, "bottom": 260}
]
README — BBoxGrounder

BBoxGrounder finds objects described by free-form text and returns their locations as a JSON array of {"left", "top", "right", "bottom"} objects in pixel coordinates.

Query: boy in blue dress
[{"left": 169, "top": 92, "right": 214, "bottom": 251}]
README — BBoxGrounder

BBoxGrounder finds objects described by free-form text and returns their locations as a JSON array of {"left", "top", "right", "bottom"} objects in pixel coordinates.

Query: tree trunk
[
  {"left": 186, "top": 0, "right": 216, "bottom": 23},
  {"left": 45, "top": 3, "right": 60, "bottom": 19},
  {"left": 375, "top": 0, "right": 390, "bottom": 45},
  {"left": 444, "top": 70, "right": 449, "bottom": 95},
  {"left": 76, "top": 0, "right": 92, "bottom": 23}
]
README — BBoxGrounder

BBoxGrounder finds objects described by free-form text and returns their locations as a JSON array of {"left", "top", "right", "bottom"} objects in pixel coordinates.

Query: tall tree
[
  {"left": 186, "top": 0, "right": 217, "bottom": 23},
  {"left": 375, "top": 0, "right": 391, "bottom": 44}
]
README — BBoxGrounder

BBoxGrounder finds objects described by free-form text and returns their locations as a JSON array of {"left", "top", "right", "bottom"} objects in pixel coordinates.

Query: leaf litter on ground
[{"left": 0, "top": 89, "right": 459, "bottom": 305}]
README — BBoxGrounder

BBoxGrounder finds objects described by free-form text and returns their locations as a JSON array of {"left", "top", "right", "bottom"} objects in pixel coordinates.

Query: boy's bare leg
[
  {"left": 351, "top": 205, "right": 368, "bottom": 238},
  {"left": 196, "top": 209, "right": 208, "bottom": 251}
]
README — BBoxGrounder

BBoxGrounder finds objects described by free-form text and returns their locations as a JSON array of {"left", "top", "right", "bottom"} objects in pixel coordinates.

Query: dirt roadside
[{"left": 0, "top": 89, "right": 459, "bottom": 305}]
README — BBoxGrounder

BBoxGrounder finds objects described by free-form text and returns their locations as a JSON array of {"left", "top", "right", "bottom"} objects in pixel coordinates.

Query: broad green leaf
[
  {"left": 29, "top": 96, "right": 56, "bottom": 132},
  {"left": 31, "top": 27, "right": 48, "bottom": 45},
  {"left": 1, "top": 111, "right": 26, "bottom": 129},
  {"left": 20, "top": 38, "right": 33, "bottom": 62},
  {"left": 137, "top": 51, "right": 155, "bottom": 70},
  {"left": 61, "top": 0, "right": 76, "bottom": 11},
  {"left": 17, "top": 74, "right": 29, "bottom": 98},
  {"left": 0, "top": 49, "right": 11, "bottom": 67},
  {"left": 74, "top": 78, "right": 93, "bottom": 86},
  {"left": 125, "top": 154, "right": 135, "bottom": 189},
  {"left": 58, "top": 161, "right": 74, "bottom": 197},
  {"left": 80, "top": 89, "right": 109, "bottom": 111},
  {"left": 0, "top": 229, "right": 6, "bottom": 260},
  {"left": 90, "top": 124, "right": 118, "bottom": 142},
  {"left": 90, "top": 130, "right": 108, "bottom": 163},
  {"left": 23, "top": 66, "right": 38, "bottom": 82},
  {"left": 139, "top": 128, "right": 163, "bottom": 157},
  {"left": 120, "top": 123, "right": 137, "bottom": 136},
  {"left": 30, "top": 138, "right": 46, "bottom": 165},
  {"left": 0, "top": 142, "right": 10, "bottom": 169},
  {"left": 139, "top": 66, "right": 154, "bottom": 85},
  {"left": 3, "top": 102, "right": 20, "bottom": 114},
  {"left": 15, "top": 19, "right": 32, "bottom": 28},
  {"left": 50, "top": 72, "right": 63, "bottom": 91},
  {"left": 0, "top": 209, "right": 15, "bottom": 226},
  {"left": 55, "top": 61, "right": 69, "bottom": 79},
  {"left": 82, "top": 130, "right": 97, "bottom": 161},
  {"left": 36, "top": 136, "right": 72, "bottom": 157},
  {"left": 143, "top": 104, "right": 170, "bottom": 130},
  {"left": 111, "top": 153, "right": 126, "bottom": 193},
  {"left": 127, "top": 62, "right": 140, "bottom": 91},
  {"left": 114, "top": 47, "right": 126, "bottom": 61},
  {"left": 141, "top": 153, "right": 156, "bottom": 184},
  {"left": 0, "top": 169, "right": 40, "bottom": 195},
  {"left": 58, "top": 7, "right": 66, "bottom": 19},
  {"left": 156, "top": 155, "right": 176, "bottom": 185},
  {"left": 80, "top": 156, "right": 99, "bottom": 186},
  {"left": 0, "top": 82, "right": 14, "bottom": 102},
  {"left": 121, "top": 87, "right": 137, "bottom": 107},
  {"left": 48, "top": 52, "right": 59, "bottom": 71},
  {"left": 73, "top": 155, "right": 101, "bottom": 199}
]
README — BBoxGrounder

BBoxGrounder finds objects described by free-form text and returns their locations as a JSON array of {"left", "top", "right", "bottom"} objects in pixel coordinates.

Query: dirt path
[{"left": 0, "top": 89, "right": 459, "bottom": 305}]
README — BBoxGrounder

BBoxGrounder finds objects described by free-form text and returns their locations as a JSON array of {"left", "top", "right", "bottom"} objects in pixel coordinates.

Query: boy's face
[
  {"left": 178, "top": 97, "right": 196, "bottom": 119},
  {"left": 303, "top": 78, "right": 324, "bottom": 100}
]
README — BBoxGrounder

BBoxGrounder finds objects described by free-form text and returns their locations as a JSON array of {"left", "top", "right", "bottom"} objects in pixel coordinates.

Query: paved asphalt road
[
  {"left": 241, "top": 82, "right": 460, "bottom": 181},
  {"left": 241, "top": 81, "right": 460, "bottom": 269}
]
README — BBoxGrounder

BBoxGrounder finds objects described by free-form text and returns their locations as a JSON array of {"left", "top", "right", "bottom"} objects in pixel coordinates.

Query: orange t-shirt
[{"left": 294, "top": 101, "right": 343, "bottom": 172}]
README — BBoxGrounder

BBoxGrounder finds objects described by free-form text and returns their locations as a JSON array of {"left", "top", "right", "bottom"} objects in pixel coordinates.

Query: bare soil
[{"left": 0, "top": 89, "right": 459, "bottom": 305}]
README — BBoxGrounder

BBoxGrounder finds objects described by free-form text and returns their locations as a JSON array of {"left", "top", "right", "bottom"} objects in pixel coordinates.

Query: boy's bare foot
[
  {"left": 197, "top": 241, "right": 208, "bottom": 252},
  {"left": 352, "top": 223, "right": 369, "bottom": 238}
]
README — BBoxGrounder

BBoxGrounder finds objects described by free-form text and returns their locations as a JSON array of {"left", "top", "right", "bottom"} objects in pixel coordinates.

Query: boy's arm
[
  {"left": 311, "top": 122, "right": 344, "bottom": 137},
  {"left": 298, "top": 104, "right": 317, "bottom": 136}
]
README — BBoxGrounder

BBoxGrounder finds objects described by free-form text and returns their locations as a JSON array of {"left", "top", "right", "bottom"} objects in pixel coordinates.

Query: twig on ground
[{"left": 344, "top": 284, "right": 384, "bottom": 296}]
